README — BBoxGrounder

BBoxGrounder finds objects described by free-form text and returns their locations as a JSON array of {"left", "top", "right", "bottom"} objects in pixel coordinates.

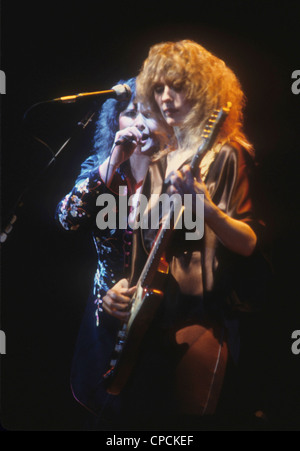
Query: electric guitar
[{"left": 104, "top": 102, "right": 232, "bottom": 395}]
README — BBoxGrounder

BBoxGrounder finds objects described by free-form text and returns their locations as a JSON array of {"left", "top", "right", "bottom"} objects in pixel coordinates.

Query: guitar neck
[
  {"left": 190, "top": 105, "right": 231, "bottom": 175},
  {"left": 139, "top": 201, "right": 182, "bottom": 287}
]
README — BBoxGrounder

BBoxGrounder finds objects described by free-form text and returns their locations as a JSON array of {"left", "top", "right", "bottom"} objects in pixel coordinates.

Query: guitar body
[{"left": 106, "top": 286, "right": 164, "bottom": 395}]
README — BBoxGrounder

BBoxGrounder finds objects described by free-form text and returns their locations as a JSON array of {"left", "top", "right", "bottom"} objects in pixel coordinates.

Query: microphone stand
[{"left": 0, "top": 104, "right": 96, "bottom": 246}]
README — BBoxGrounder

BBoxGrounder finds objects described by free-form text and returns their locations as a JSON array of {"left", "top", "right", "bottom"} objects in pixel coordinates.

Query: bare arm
[{"left": 169, "top": 165, "right": 257, "bottom": 257}]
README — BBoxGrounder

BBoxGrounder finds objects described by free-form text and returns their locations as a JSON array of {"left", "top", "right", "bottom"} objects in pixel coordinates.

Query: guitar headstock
[
  {"left": 190, "top": 102, "right": 232, "bottom": 175},
  {"left": 201, "top": 101, "right": 232, "bottom": 141}
]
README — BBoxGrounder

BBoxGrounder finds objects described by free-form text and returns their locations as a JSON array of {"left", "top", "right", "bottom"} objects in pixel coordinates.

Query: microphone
[
  {"left": 114, "top": 136, "right": 136, "bottom": 146},
  {"left": 52, "top": 83, "right": 131, "bottom": 103}
]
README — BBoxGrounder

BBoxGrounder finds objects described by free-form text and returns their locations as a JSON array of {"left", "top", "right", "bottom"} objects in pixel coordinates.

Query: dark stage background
[{"left": 1, "top": 1, "right": 300, "bottom": 431}]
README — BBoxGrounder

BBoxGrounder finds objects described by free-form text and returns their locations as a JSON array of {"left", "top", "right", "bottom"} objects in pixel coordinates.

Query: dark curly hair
[{"left": 75, "top": 77, "right": 136, "bottom": 184}]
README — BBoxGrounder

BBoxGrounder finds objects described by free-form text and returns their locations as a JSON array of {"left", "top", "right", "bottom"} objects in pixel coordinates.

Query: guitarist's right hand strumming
[{"left": 103, "top": 278, "right": 136, "bottom": 322}]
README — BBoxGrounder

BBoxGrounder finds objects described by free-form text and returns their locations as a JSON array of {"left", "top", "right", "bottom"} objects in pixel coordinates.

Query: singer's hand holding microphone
[
  {"left": 99, "top": 126, "right": 142, "bottom": 186},
  {"left": 111, "top": 126, "right": 143, "bottom": 166}
]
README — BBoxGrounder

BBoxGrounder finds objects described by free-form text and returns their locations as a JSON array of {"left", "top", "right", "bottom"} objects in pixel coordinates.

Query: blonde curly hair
[{"left": 136, "top": 39, "right": 253, "bottom": 154}]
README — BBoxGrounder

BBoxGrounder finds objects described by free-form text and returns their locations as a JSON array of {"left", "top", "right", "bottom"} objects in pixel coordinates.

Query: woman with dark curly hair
[
  {"left": 103, "top": 41, "right": 269, "bottom": 430},
  {"left": 55, "top": 77, "right": 163, "bottom": 422}
]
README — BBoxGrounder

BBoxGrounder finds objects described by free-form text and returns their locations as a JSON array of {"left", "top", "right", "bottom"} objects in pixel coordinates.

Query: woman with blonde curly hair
[
  {"left": 102, "top": 40, "right": 268, "bottom": 431},
  {"left": 136, "top": 39, "right": 253, "bottom": 154}
]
